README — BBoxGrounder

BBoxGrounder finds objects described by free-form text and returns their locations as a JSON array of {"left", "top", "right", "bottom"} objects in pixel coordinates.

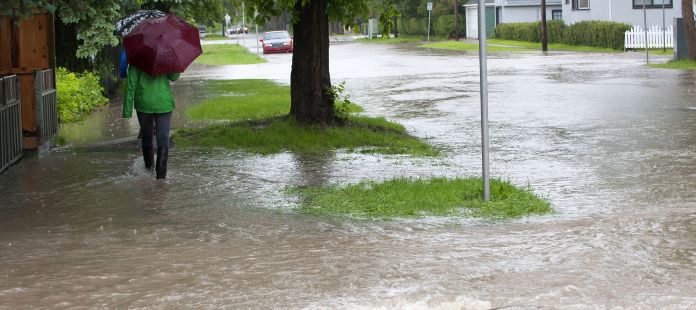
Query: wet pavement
[{"left": 1, "top": 42, "right": 695, "bottom": 308}]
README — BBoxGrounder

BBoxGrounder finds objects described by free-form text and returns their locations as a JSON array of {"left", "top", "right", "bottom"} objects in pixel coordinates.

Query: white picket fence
[{"left": 624, "top": 25, "right": 673, "bottom": 49}]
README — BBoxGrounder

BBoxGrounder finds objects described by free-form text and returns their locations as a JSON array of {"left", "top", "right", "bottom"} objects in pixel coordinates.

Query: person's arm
[
  {"left": 167, "top": 73, "right": 180, "bottom": 82},
  {"left": 122, "top": 67, "right": 139, "bottom": 118},
  {"left": 119, "top": 50, "right": 128, "bottom": 79}
]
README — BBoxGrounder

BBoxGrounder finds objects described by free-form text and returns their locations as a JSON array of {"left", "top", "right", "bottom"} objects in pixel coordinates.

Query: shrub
[
  {"left": 433, "top": 14, "right": 466, "bottom": 38},
  {"left": 493, "top": 20, "right": 564, "bottom": 43},
  {"left": 56, "top": 67, "right": 108, "bottom": 123},
  {"left": 562, "top": 20, "right": 631, "bottom": 49}
]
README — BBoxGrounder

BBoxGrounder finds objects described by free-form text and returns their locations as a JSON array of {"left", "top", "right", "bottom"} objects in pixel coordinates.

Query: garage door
[{"left": 466, "top": 7, "right": 478, "bottom": 39}]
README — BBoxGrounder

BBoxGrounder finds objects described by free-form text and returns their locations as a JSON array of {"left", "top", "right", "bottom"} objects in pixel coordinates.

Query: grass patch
[
  {"left": 174, "top": 116, "right": 437, "bottom": 155},
  {"left": 202, "top": 34, "right": 229, "bottom": 40},
  {"left": 650, "top": 59, "right": 696, "bottom": 69},
  {"left": 178, "top": 79, "right": 433, "bottom": 155},
  {"left": 488, "top": 39, "right": 617, "bottom": 53},
  {"left": 420, "top": 39, "right": 618, "bottom": 53},
  {"left": 293, "top": 177, "right": 553, "bottom": 219},
  {"left": 196, "top": 44, "right": 266, "bottom": 65},
  {"left": 420, "top": 41, "right": 526, "bottom": 52},
  {"left": 187, "top": 79, "right": 363, "bottom": 122},
  {"left": 356, "top": 36, "right": 424, "bottom": 44}
]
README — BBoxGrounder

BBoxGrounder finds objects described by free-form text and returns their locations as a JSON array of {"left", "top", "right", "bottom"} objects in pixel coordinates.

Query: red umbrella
[{"left": 124, "top": 14, "right": 202, "bottom": 76}]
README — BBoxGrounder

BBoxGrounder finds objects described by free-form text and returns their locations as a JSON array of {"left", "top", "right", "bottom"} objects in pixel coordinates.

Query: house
[
  {"left": 463, "top": 0, "right": 563, "bottom": 39},
  {"left": 562, "top": 0, "right": 682, "bottom": 29}
]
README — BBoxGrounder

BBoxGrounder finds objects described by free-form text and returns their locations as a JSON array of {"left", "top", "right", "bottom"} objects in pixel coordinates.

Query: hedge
[
  {"left": 493, "top": 20, "right": 631, "bottom": 49},
  {"left": 56, "top": 67, "right": 109, "bottom": 123},
  {"left": 399, "top": 15, "right": 465, "bottom": 37}
]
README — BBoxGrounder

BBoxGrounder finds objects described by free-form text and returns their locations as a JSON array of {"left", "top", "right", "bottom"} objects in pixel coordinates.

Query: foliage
[
  {"left": 329, "top": 81, "right": 354, "bottom": 122},
  {"left": 55, "top": 67, "right": 108, "bottom": 123},
  {"left": 494, "top": 20, "right": 564, "bottom": 43},
  {"left": 196, "top": 44, "right": 267, "bottom": 65},
  {"left": 293, "top": 177, "right": 553, "bottom": 219},
  {"left": 433, "top": 14, "right": 465, "bottom": 38},
  {"left": 494, "top": 20, "right": 630, "bottom": 49},
  {"left": 562, "top": 20, "right": 631, "bottom": 50},
  {"left": 377, "top": 0, "right": 400, "bottom": 37}
]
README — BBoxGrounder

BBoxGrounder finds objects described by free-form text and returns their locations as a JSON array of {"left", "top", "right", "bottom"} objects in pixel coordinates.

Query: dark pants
[{"left": 137, "top": 111, "right": 171, "bottom": 150}]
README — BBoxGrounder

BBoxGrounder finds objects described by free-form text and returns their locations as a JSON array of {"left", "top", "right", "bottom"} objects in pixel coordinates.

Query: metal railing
[
  {"left": 35, "top": 68, "right": 57, "bottom": 146},
  {"left": 1, "top": 75, "right": 22, "bottom": 173}
]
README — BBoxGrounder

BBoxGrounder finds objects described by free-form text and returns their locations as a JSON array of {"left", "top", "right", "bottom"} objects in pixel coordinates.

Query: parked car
[
  {"left": 198, "top": 26, "right": 206, "bottom": 38},
  {"left": 260, "top": 31, "right": 293, "bottom": 54},
  {"left": 230, "top": 25, "right": 248, "bottom": 34}
]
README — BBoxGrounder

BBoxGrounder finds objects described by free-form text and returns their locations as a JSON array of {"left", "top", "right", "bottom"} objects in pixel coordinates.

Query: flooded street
[{"left": 1, "top": 42, "right": 695, "bottom": 308}]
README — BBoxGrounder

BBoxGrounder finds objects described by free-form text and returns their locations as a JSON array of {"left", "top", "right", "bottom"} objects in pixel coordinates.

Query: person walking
[{"left": 122, "top": 66, "right": 179, "bottom": 179}]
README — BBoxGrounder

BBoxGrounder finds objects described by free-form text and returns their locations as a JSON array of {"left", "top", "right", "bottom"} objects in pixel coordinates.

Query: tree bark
[
  {"left": 682, "top": 0, "right": 696, "bottom": 59},
  {"left": 540, "top": 0, "right": 547, "bottom": 51},
  {"left": 290, "top": 0, "right": 336, "bottom": 125},
  {"left": 454, "top": 0, "right": 460, "bottom": 41}
]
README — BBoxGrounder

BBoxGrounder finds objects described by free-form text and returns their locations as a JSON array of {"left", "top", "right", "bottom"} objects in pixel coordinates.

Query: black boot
[
  {"left": 156, "top": 147, "right": 168, "bottom": 179},
  {"left": 143, "top": 148, "right": 154, "bottom": 171}
]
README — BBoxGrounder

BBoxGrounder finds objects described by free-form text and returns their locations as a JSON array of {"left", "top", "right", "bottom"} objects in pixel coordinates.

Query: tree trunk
[
  {"left": 290, "top": 0, "right": 336, "bottom": 125},
  {"left": 540, "top": 0, "right": 547, "bottom": 51},
  {"left": 682, "top": 0, "right": 696, "bottom": 59},
  {"left": 394, "top": 16, "right": 399, "bottom": 38},
  {"left": 454, "top": 0, "right": 460, "bottom": 41}
]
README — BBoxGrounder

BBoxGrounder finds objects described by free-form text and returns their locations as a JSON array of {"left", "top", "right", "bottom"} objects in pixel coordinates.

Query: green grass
[
  {"left": 187, "top": 79, "right": 363, "bottom": 122},
  {"left": 420, "top": 41, "right": 526, "bottom": 52},
  {"left": 174, "top": 116, "right": 438, "bottom": 155},
  {"left": 293, "top": 177, "right": 553, "bottom": 219},
  {"left": 650, "top": 59, "right": 696, "bottom": 69},
  {"left": 178, "top": 79, "right": 434, "bottom": 155},
  {"left": 196, "top": 44, "right": 266, "bottom": 65},
  {"left": 488, "top": 39, "right": 617, "bottom": 52},
  {"left": 202, "top": 34, "right": 229, "bottom": 40},
  {"left": 420, "top": 39, "right": 618, "bottom": 53}
]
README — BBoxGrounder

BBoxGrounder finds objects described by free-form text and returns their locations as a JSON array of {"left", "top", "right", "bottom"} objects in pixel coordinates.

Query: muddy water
[{"left": 1, "top": 43, "right": 695, "bottom": 308}]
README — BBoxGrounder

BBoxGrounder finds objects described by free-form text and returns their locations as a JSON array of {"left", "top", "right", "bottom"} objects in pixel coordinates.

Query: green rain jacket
[{"left": 122, "top": 66, "right": 180, "bottom": 118}]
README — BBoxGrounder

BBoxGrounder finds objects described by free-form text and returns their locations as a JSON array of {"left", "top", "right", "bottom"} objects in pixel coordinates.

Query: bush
[
  {"left": 56, "top": 67, "right": 108, "bottom": 123},
  {"left": 433, "top": 14, "right": 466, "bottom": 38},
  {"left": 562, "top": 20, "right": 631, "bottom": 50},
  {"left": 493, "top": 20, "right": 564, "bottom": 43},
  {"left": 494, "top": 20, "right": 630, "bottom": 49}
]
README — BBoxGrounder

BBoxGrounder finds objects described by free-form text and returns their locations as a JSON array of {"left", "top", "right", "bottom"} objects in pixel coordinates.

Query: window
[
  {"left": 633, "top": 0, "right": 673, "bottom": 9},
  {"left": 572, "top": 0, "right": 589, "bottom": 10},
  {"left": 552, "top": 10, "right": 562, "bottom": 20}
]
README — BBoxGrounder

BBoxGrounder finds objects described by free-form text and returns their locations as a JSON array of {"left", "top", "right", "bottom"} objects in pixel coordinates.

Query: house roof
[{"left": 463, "top": 0, "right": 561, "bottom": 6}]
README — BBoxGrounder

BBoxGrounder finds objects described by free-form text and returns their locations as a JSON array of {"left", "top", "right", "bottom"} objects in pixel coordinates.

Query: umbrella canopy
[
  {"left": 115, "top": 9, "right": 165, "bottom": 37},
  {"left": 123, "top": 14, "right": 202, "bottom": 76}
]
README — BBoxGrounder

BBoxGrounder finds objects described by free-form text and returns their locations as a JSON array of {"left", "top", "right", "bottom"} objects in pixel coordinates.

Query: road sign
[{"left": 427, "top": 2, "right": 433, "bottom": 11}]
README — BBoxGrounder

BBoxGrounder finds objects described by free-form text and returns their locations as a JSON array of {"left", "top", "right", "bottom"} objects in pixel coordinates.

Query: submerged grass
[
  {"left": 196, "top": 44, "right": 266, "bottom": 65},
  {"left": 175, "top": 116, "right": 437, "bottom": 155},
  {"left": 178, "top": 79, "right": 435, "bottom": 155},
  {"left": 650, "top": 59, "right": 696, "bottom": 69},
  {"left": 420, "top": 41, "right": 525, "bottom": 52},
  {"left": 187, "top": 79, "right": 363, "bottom": 121},
  {"left": 294, "top": 177, "right": 553, "bottom": 219},
  {"left": 420, "top": 39, "right": 617, "bottom": 53}
]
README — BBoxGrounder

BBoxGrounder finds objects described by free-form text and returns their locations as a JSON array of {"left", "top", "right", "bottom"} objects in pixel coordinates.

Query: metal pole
[
  {"left": 242, "top": 2, "right": 246, "bottom": 47},
  {"left": 427, "top": 10, "right": 431, "bottom": 42},
  {"left": 478, "top": 0, "right": 490, "bottom": 201},
  {"left": 644, "top": 1, "right": 649, "bottom": 64},
  {"left": 662, "top": 0, "right": 666, "bottom": 52}
]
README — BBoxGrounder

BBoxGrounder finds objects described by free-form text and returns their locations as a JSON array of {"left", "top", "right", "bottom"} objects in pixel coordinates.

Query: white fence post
[{"left": 625, "top": 25, "right": 673, "bottom": 49}]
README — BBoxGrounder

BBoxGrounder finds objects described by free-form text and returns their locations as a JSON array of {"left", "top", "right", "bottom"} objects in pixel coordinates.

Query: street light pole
[{"left": 478, "top": 0, "right": 491, "bottom": 202}]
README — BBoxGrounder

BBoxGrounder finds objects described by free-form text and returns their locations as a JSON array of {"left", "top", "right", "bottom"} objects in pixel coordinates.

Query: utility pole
[
  {"left": 541, "top": 0, "right": 547, "bottom": 51},
  {"left": 643, "top": 0, "right": 648, "bottom": 64},
  {"left": 454, "top": 0, "right": 460, "bottom": 41},
  {"left": 662, "top": 0, "right": 666, "bottom": 52},
  {"left": 477, "top": 0, "right": 490, "bottom": 202}
]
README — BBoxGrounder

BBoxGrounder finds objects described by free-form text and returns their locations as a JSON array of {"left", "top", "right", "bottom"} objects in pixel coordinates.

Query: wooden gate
[{"left": 0, "top": 75, "right": 22, "bottom": 173}]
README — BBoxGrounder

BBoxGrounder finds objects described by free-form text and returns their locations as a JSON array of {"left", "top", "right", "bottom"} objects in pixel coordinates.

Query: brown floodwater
[{"left": 1, "top": 41, "right": 695, "bottom": 308}]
